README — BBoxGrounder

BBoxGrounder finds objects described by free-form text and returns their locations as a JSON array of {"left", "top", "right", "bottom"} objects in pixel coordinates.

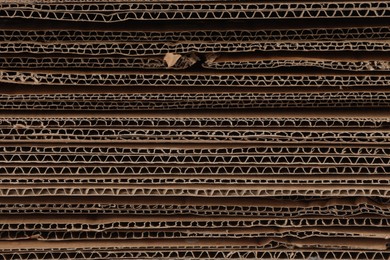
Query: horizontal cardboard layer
[
  {"left": 0, "top": 196, "right": 387, "bottom": 217},
  {"left": 0, "top": 237, "right": 386, "bottom": 250},
  {"left": 0, "top": 54, "right": 197, "bottom": 69},
  {"left": 3, "top": 227, "right": 390, "bottom": 241},
  {"left": 2, "top": 41, "right": 390, "bottom": 56},
  {"left": 3, "top": 15, "right": 390, "bottom": 31},
  {"left": 1, "top": 127, "right": 389, "bottom": 143},
  {"left": 0, "top": 213, "right": 390, "bottom": 225},
  {"left": 1, "top": 1, "right": 389, "bottom": 22},
  {"left": 1, "top": 116, "right": 389, "bottom": 127},
  {"left": 2, "top": 26, "right": 390, "bottom": 42},
  {"left": 1, "top": 91, "right": 390, "bottom": 111},
  {"left": 1, "top": 165, "right": 388, "bottom": 175},
  {"left": 3, "top": 69, "right": 390, "bottom": 87},
  {"left": 2, "top": 82, "right": 390, "bottom": 94},
  {"left": 3, "top": 52, "right": 390, "bottom": 72},
  {"left": 1, "top": 174, "right": 390, "bottom": 184},
  {"left": 1, "top": 183, "right": 390, "bottom": 197},
  {"left": 0, "top": 215, "right": 388, "bottom": 228},
  {"left": 0, "top": 146, "right": 389, "bottom": 166},
  {"left": 1, "top": 248, "right": 389, "bottom": 260},
  {"left": 204, "top": 52, "right": 390, "bottom": 71}
]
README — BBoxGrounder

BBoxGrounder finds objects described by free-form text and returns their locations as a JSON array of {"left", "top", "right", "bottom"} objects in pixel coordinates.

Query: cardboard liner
[
  {"left": 2, "top": 26, "right": 390, "bottom": 43},
  {"left": 3, "top": 227, "right": 390, "bottom": 240},
  {"left": 205, "top": 58, "right": 390, "bottom": 71},
  {"left": 1, "top": 183, "right": 390, "bottom": 197},
  {"left": 1, "top": 165, "right": 388, "bottom": 175},
  {"left": 3, "top": 41, "right": 390, "bottom": 56},
  {"left": 1, "top": 116, "right": 388, "bottom": 143},
  {"left": 0, "top": 197, "right": 388, "bottom": 217},
  {"left": 204, "top": 52, "right": 390, "bottom": 71},
  {"left": 1, "top": 117, "right": 387, "bottom": 129},
  {"left": 0, "top": 237, "right": 386, "bottom": 250},
  {"left": 2, "top": 70, "right": 390, "bottom": 87},
  {"left": 0, "top": 238, "right": 279, "bottom": 250},
  {"left": 2, "top": 91, "right": 390, "bottom": 111},
  {"left": 1, "top": 128, "right": 389, "bottom": 143},
  {"left": 1, "top": 215, "right": 390, "bottom": 230},
  {"left": 0, "top": 146, "right": 390, "bottom": 165},
  {"left": 0, "top": 55, "right": 197, "bottom": 69},
  {"left": 2, "top": 175, "right": 390, "bottom": 185},
  {"left": 0, "top": 1, "right": 389, "bottom": 22},
  {"left": 1, "top": 249, "right": 390, "bottom": 260}
]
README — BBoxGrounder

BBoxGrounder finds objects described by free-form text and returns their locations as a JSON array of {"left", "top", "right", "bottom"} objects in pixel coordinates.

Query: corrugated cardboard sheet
[{"left": 1, "top": 0, "right": 390, "bottom": 259}]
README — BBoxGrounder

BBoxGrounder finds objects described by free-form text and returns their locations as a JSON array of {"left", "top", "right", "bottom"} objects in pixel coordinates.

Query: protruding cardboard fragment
[{"left": 164, "top": 53, "right": 182, "bottom": 68}]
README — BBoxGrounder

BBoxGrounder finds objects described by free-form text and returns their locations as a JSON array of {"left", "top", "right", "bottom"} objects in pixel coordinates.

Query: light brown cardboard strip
[
  {"left": 1, "top": 183, "right": 390, "bottom": 197},
  {"left": 1, "top": 1, "right": 390, "bottom": 23},
  {"left": 0, "top": 108, "right": 389, "bottom": 118},
  {"left": 0, "top": 237, "right": 385, "bottom": 251}
]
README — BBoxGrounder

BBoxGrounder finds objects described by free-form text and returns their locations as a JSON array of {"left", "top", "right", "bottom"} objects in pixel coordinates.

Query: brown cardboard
[
  {"left": 0, "top": 196, "right": 388, "bottom": 217},
  {"left": 0, "top": 116, "right": 389, "bottom": 144},
  {"left": 1, "top": 24, "right": 390, "bottom": 41},
  {"left": 3, "top": 69, "right": 390, "bottom": 87},
  {"left": 0, "top": 237, "right": 386, "bottom": 251},
  {"left": 1, "top": 183, "right": 390, "bottom": 197},
  {"left": 0, "top": 1, "right": 389, "bottom": 23},
  {"left": 204, "top": 52, "right": 390, "bottom": 71},
  {"left": 2, "top": 227, "right": 390, "bottom": 241},
  {"left": 3, "top": 249, "right": 389, "bottom": 260},
  {"left": 2, "top": 0, "right": 390, "bottom": 255},
  {"left": 1, "top": 91, "right": 390, "bottom": 111},
  {"left": 0, "top": 54, "right": 197, "bottom": 69},
  {"left": 1, "top": 249, "right": 389, "bottom": 260},
  {"left": 2, "top": 41, "right": 390, "bottom": 57}
]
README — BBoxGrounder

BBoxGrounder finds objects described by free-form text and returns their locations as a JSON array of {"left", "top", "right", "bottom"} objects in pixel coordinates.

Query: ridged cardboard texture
[
  {"left": 1, "top": 0, "right": 390, "bottom": 257},
  {"left": 1, "top": 91, "right": 390, "bottom": 111},
  {"left": 1, "top": 1, "right": 390, "bottom": 22}
]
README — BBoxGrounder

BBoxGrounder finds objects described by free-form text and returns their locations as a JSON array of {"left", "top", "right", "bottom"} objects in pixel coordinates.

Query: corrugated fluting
[{"left": 1, "top": 0, "right": 390, "bottom": 259}]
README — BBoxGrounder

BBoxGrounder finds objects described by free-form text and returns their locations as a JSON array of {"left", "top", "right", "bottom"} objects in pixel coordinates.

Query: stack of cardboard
[{"left": 0, "top": 0, "right": 390, "bottom": 259}]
